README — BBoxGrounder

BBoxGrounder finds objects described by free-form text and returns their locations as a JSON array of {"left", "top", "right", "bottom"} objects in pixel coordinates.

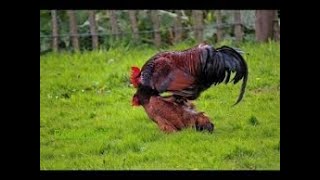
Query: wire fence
[
  {"left": 40, "top": 25, "right": 237, "bottom": 39},
  {"left": 40, "top": 10, "right": 280, "bottom": 53},
  {"left": 40, "top": 23, "right": 249, "bottom": 53}
]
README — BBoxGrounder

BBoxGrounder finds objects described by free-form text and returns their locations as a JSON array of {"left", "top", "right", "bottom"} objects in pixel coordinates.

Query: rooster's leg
[
  {"left": 161, "top": 95, "right": 195, "bottom": 110},
  {"left": 162, "top": 95, "right": 188, "bottom": 105}
]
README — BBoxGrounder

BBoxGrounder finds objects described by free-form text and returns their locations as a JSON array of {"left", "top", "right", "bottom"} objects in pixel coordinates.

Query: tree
[
  {"left": 128, "top": 10, "right": 139, "bottom": 42},
  {"left": 108, "top": 10, "right": 120, "bottom": 40},
  {"left": 173, "top": 10, "right": 182, "bottom": 43},
  {"left": 215, "top": 10, "right": 223, "bottom": 42},
  {"left": 51, "top": 10, "right": 59, "bottom": 52},
  {"left": 88, "top": 10, "right": 99, "bottom": 49},
  {"left": 192, "top": 10, "right": 204, "bottom": 43},
  {"left": 255, "top": 10, "right": 276, "bottom": 42},
  {"left": 234, "top": 10, "right": 243, "bottom": 43},
  {"left": 67, "top": 10, "right": 80, "bottom": 51},
  {"left": 273, "top": 10, "right": 280, "bottom": 41},
  {"left": 150, "top": 10, "right": 161, "bottom": 47}
]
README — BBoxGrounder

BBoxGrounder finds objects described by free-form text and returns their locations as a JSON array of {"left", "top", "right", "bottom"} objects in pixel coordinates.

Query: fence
[{"left": 40, "top": 10, "right": 280, "bottom": 53}]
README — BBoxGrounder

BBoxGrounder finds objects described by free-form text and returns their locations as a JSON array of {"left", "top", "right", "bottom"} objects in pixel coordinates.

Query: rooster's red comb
[
  {"left": 131, "top": 66, "right": 140, "bottom": 73},
  {"left": 130, "top": 66, "right": 141, "bottom": 88}
]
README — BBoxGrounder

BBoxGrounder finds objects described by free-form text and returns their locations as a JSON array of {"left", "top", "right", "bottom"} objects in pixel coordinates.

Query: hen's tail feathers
[
  {"left": 215, "top": 46, "right": 248, "bottom": 106},
  {"left": 130, "top": 66, "right": 141, "bottom": 88}
]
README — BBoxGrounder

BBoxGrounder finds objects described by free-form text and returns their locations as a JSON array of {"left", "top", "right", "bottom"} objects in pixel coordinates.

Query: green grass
[{"left": 40, "top": 41, "right": 280, "bottom": 170}]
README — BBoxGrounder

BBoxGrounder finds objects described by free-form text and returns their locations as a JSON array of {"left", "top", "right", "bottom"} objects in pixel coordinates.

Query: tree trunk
[
  {"left": 108, "top": 10, "right": 120, "bottom": 40},
  {"left": 173, "top": 10, "right": 182, "bottom": 43},
  {"left": 168, "top": 27, "right": 174, "bottom": 45},
  {"left": 88, "top": 10, "right": 99, "bottom": 49},
  {"left": 51, "top": 10, "right": 59, "bottom": 52},
  {"left": 67, "top": 10, "right": 80, "bottom": 52},
  {"left": 234, "top": 10, "right": 243, "bottom": 43},
  {"left": 255, "top": 10, "right": 276, "bottom": 42},
  {"left": 273, "top": 10, "right": 280, "bottom": 41},
  {"left": 192, "top": 10, "right": 203, "bottom": 43},
  {"left": 128, "top": 10, "right": 139, "bottom": 42},
  {"left": 150, "top": 10, "right": 161, "bottom": 47},
  {"left": 215, "top": 10, "right": 223, "bottom": 42},
  {"left": 192, "top": 11, "right": 198, "bottom": 41}
]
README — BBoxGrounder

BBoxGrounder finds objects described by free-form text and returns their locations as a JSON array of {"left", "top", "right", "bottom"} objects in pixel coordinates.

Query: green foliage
[
  {"left": 40, "top": 41, "right": 280, "bottom": 170},
  {"left": 40, "top": 10, "right": 259, "bottom": 52}
]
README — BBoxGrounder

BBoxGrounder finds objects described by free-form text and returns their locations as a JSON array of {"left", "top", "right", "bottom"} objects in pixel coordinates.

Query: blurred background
[{"left": 40, "top": 10, "right": 280, "bottom": 53}]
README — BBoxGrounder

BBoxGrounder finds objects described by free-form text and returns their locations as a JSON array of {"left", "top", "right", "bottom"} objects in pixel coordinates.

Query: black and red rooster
[{"left": 130, "top": 43, "right": 248, "bottom": 133}]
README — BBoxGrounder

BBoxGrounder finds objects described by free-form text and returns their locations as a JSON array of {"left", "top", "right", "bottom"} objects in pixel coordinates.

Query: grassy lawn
[{"left": 40, "top": 41, "right": 280, "bottom": 170}]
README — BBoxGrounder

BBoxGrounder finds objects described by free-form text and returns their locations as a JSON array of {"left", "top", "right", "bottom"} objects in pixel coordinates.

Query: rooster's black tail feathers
[{"left": 209, "top": 46, "right": 248, "bottom": 106}]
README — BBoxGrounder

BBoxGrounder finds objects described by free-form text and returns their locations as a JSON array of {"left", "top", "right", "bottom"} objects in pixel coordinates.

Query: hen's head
[
  {"left": 132, "top": 94, "right": 141, "bottom": 106},
  {"left": 130, "top": 66, "right": 141, "bottom": 88}
]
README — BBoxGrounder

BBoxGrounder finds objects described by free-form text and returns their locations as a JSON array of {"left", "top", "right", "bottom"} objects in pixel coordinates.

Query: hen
[
  {"left": 132, "top": 86, "right": 214, "bottom": 133},
  {"left": 130, "top": 43, "right": 248, "bottom": 105}
]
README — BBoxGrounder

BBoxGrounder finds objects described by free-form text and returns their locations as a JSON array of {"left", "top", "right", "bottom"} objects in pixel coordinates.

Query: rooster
[
  {"left": 132, "top": 86, "right": 214, "bottom": 133},
  {"left": 130, "top": 43, "right": 248, "bottom": 106}
]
